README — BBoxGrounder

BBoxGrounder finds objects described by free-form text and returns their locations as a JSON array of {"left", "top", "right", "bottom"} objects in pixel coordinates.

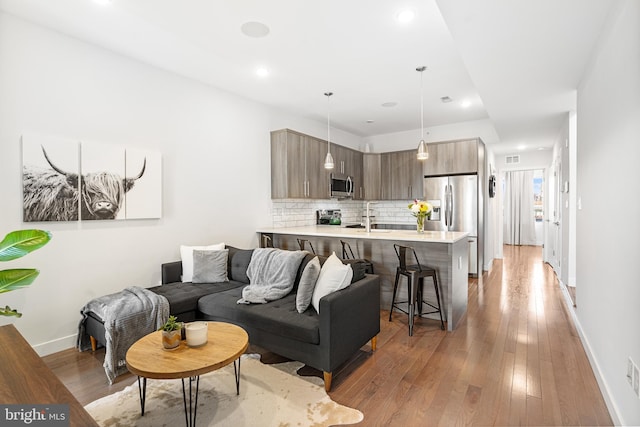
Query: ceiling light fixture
[
  {"left": 240, "top": 22, "right": 270, "bottom": 38},
  {"left": 461, "top": 99, "right": 472, "bottom": 109},
  {"left": 381, "top": 102, "right": 397, "bottom": 108},
  {"left": 416, "top": 66, "right": 429, "bottom": 161},
  {"left": 397, "top": 10, "right": 415, "bottom": 23},
  {"left": 256, "top": 67, "right": 269, "bottom": 77},
  {"left": 93, "top": 0, "right": 112, "bottom": 5},
  {"left": 324, "top": 92, "right": 335, "bottom": 170}
]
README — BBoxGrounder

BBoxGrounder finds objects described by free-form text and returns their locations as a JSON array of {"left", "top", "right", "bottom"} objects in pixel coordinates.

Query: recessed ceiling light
[
  {"left": 397, "top": 10, "right": 415, "bottom": 23},
  {"left": 381, "top": 102, "right": 397, "bottom": 108},
  {"left": 241, "top": 22, "right": 270, "bottom": 38},
  {"left": 256, "top": 67, "right": 269, "bottom": 78},
  {"left": 517, "top": 144, "right": 527, "bottom": 151},
  {"left": 440, "top": 96, "right": 452, "bottom": 103},
  {"left": 93, "top": 0, "right": 111, "bottom": 5},
  {"left": 366, "top": 119, "right": 375, "bottom": 123},
  {"left": 537, "top": 147, "right": 546, "bottom": 151},
  {"left": 461, "top": 99, "right": 472, "bottom": 109}
]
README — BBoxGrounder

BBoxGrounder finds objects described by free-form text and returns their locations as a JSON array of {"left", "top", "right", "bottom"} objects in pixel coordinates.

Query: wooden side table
[
  {"left": 0, "top": 325, "right": 99, "bottom": 427},
  {"left": 126, "top": 322, "right": 248, "bottom": 427}
]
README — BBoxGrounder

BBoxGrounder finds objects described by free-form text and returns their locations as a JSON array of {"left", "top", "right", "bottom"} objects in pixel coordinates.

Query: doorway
[{"left": 503, "top": 169, "right": 544, "bottom": 246}]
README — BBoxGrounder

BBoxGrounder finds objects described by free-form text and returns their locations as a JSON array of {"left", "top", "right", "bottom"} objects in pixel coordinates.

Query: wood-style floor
[{"left": 43, "top": 245, "right": 612, "bottom": 426}]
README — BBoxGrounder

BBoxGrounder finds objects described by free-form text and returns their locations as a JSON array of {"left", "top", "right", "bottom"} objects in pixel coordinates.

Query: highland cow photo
[
  {"left": 22, "top": 135, "right": 80, "bottom": 222},
  {"left": 22, "top": 135, "right": 162, "bottom": 222}
]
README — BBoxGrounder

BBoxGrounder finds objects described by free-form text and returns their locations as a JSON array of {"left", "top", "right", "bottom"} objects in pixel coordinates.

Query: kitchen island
[{"left": 257, "top": 226, "right": 469, "bottom": 331}]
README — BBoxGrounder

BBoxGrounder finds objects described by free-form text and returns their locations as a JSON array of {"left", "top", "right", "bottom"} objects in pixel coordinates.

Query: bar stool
[
  {"left": 261, "top": 234, "right": 274, "bottom": 248},
  {"left": 389, "top": 243, "right": 445, "bottom": 335},
  {"left": 296, "top": 238, "right": 316, "bottom": 254},
  {"left": 340, "top": 240, "right": 374, "bottom": 274}
]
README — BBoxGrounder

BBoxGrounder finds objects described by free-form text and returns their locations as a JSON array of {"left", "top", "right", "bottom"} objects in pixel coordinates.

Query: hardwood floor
[{"left": 43, "top": 245, "right": 612, "bottom": 426}]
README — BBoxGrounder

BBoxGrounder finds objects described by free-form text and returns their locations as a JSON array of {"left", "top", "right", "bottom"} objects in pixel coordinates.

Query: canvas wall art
[{"left": 22, "top": 135, "right": 162, "bottom": 222}]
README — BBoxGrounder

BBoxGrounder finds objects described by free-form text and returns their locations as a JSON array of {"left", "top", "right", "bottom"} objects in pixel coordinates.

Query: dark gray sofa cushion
[
  {"left": 149, "top": 281, "right": 244, "bottom": 315},
  {"left": 226, "top": 246, "right": 254, "bottom": 284},
  {"left": 198, "top": 286, "right": 321, "bottom": 345}
]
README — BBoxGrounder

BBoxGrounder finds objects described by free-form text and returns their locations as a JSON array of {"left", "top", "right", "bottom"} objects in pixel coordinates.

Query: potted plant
[
  {"left": 0, "top": 229, "right": 51, "bottom": 317},
  {"left": 159, "top": 315, "right": 183, "bottom": 349}
]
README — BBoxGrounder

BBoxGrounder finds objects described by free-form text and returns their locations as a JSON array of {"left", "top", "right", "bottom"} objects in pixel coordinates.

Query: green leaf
[
  {"left": 0, "top": 230, "right": 51, "bottom": 262},
  {"left": 0, "top": 269, "right": 40, "bottom": 293},
  {"left": 0, "top": 305, "right": 22, "bottom": 318}
]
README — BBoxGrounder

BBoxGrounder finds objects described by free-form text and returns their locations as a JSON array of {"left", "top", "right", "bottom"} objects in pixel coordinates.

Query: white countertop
[{"left": 256, "top": 225, "right": 469, "bottom": 244}]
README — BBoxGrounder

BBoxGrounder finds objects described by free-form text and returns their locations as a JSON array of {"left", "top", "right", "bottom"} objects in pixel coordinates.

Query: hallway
[{"left": 328, "top": 244, "right": 612, "bottom": 426}]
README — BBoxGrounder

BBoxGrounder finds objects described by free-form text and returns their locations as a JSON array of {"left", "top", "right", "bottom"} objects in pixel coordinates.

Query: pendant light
[
  {"left": 324, "top": 92, "right": 335, "bottom": 169},
  {"left": 416, "top": 66, "right": 429, "bottom": 160}
]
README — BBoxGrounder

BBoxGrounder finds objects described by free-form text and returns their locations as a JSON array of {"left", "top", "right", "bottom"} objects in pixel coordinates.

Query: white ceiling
[{"left": 0, "top": 0, "right": 616, "bottom": 154}]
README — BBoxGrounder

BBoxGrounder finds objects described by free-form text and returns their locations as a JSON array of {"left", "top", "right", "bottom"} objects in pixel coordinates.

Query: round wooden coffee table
[{"left": 126, "top": 321, "right": 248, "bottom": 427}]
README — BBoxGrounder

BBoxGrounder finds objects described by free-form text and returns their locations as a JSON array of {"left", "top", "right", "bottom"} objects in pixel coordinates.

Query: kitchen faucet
[{"left": 365, "top": 202, "right": 373, "bottom": 233}]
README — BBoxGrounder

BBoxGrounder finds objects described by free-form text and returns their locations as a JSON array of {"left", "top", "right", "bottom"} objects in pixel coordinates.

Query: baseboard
[
  {"left": 557, "top": 279, "right": 622, "bottom": 425},
  {"left": 32, "top": 333, "right": 77, "bottom": 357}
]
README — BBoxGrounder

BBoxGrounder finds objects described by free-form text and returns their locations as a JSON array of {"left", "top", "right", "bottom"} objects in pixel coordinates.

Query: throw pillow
[
  {"left": 180, "top": 242, "right": 225, "bottom": 282},
  {"left": 311, "top": 252, "right": 353, "bottom": 314},
  {"left": 296, "top": 256, "right": 321, "bottom": 313},
  {"left": 192, "top": 249, "right": 229, "bottom": 283}
]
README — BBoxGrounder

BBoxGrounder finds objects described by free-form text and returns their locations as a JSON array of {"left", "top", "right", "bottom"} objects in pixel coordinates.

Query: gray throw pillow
[
  {"left": 296, "top": 256, "right": 321, "bottom": 313},
  {"left": 192, "top": 249, "right": 229, "bottom": 283}
]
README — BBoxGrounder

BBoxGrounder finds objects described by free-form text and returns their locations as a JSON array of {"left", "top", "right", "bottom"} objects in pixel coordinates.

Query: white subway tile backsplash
[{"left": 269, "top": 199, "right": 418, "bottom": 227}]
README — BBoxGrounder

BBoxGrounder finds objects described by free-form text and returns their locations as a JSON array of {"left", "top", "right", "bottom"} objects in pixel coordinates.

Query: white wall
[
  {"left": 576, "top": 0, "right": 640, "bottom": 424},
  {"left": 362, "top": 118, "right": 500, "bottom": 152},
  {"left": 484, "top": 148, "right": 499, "bottom": 267},
  {"left": 0, "top": 13, "right": 362, "bottom": 355}
]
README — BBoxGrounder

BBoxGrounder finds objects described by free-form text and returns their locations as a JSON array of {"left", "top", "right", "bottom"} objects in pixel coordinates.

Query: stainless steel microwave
[{"left": 330, "top": 173, "right": 354, "bottom": 199}]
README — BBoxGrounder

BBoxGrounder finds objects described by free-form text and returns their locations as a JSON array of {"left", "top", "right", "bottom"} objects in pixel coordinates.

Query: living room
[{"left": 0, "top": 1, "right": 638, "bottom": 426}]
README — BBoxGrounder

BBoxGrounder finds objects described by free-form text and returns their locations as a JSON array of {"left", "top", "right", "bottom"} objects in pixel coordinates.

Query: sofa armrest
[
  {"left": 318, "top": 274, "right": 380, "bottom": 370},
  {"left": 162, "top": 261, "right": 182, "bottom": 284}
]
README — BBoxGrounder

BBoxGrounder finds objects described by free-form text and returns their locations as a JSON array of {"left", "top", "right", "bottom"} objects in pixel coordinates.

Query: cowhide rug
[{"left": 85, "top": 354, "right": 363, "bottom": 426}]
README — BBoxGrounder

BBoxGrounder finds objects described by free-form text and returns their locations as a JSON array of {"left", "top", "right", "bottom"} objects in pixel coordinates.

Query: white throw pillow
[
  {"left": 180, "top": 243, "right": 225, "bottom": 282},
  {"left": 311, "top": 252, "right": 353, "bottom": 314}
]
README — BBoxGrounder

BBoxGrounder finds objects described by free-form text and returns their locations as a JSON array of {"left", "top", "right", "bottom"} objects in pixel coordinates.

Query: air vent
[{"left": 505, "top": 155, "right": 520, "bottom": 164}]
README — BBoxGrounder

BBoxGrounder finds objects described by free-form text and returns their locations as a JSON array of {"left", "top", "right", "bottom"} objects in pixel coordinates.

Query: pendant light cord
[
  {"left": 325, "top": 92, "right": 332, "bottom": 153},
  {"left": 419, "top": 67, "right": 425, "bottom": 140}
]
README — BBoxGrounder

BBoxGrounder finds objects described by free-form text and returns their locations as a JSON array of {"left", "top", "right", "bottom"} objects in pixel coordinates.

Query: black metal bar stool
[
  {"left": 261, "top": 234, "right": 274, "bottom": 248},
  {"left": 389, "top": 243, "right": 445, "bottom": 335},
  {"left": 340, "top": 240, "right": 374, "bottom": 274},
  {"left": 296, "top": 238, "right": 316, "bottom": 254}
]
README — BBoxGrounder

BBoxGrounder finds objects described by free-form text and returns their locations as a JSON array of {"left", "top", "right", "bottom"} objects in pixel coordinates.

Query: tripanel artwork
[{"left": 22, "top": 134, "right": 162, "bottom": 222}]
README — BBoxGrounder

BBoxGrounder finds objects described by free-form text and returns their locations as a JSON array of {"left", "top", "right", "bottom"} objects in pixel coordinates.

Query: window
[{"left": 533, "top": 176, "right": 543, "bottom": 222}]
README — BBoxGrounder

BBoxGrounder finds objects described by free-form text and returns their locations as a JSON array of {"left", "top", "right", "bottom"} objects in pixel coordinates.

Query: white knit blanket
[{"left": 237, "top": 248, "right": 307, "bottom": 304}]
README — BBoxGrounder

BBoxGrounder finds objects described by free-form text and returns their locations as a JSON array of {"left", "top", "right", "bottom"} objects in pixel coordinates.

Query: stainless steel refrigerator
[{"left": 423, "top": 174, "right": 479, "bottom": 275}]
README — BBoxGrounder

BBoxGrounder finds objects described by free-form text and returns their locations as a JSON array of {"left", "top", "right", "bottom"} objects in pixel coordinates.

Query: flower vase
[{"left": 416, "top": 216, "right": 425, "bottom": 233}]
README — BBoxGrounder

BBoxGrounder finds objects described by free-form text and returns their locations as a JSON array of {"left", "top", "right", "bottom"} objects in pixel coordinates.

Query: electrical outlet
[{"left": 627, "top": 357, "right": 634, "bottom": 386}]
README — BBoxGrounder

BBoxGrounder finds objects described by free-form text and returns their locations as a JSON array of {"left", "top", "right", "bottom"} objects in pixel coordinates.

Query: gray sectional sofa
[{"left": 84, "top": 245, "right": 381, "bottom": 391}]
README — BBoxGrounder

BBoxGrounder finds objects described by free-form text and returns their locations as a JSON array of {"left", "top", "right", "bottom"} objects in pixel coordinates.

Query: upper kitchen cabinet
[
  {"left": 329, "top": 144, "right": 363, "bottom": 198},
  {"left": 363, "top": 153, "right": 381, "bottom": 200},
  {"left": 388, "top": 150, "right": 424, "bottom": 200},
  {"left": 424, "top": 139, "right": 479, "bottom": 176},
  {"left": 363, "top": 151, "right": 422, "bottom": 200},
  {"left": 271, "top": 129, "right": 329, "bottom": 199}
]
